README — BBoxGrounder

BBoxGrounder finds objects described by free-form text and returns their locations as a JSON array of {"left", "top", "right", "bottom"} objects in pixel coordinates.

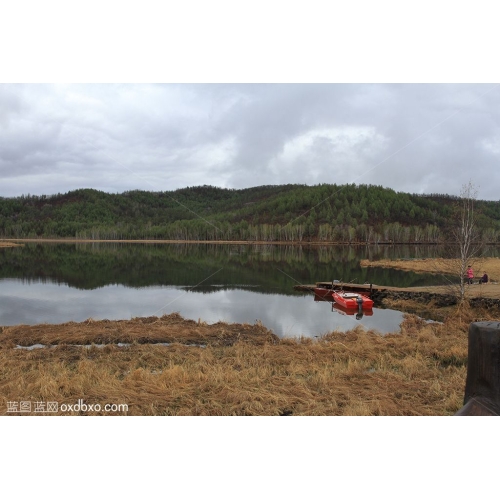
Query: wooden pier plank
[{"left": 294, "top": 282, "right": 388, "bottom": 293}]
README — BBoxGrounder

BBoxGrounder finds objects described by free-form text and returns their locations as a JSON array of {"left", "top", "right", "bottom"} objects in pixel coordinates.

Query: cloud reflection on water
[{"left": 0, "top": 279, "right": 405, "bottom": 336}]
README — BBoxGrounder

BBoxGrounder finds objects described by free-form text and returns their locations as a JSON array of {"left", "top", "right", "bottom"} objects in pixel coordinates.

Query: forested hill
[{"left": 1, "top": 183, "right": 500, "bottom": 243}]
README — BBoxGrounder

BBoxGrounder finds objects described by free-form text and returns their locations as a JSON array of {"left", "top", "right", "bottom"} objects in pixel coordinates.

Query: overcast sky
[
  {"left": 1, "top": 83, "right": 499, "bottom": 200},
  {"left": 2, "top": 2, "right": 500, "bottom": 201}
]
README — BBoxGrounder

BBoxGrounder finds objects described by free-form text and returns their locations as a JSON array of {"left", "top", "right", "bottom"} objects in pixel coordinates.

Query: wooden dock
[
  {"left": 294, "top": 282, "right": 383, "bottom": 295},
  {"left": 294, "top": 281, "right": 437, "bottom": 299}
]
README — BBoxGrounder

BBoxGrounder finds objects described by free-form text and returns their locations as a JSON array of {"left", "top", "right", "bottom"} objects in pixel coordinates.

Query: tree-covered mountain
[{"left": 1, "top": 183, "right": 500, "bottom": 243}]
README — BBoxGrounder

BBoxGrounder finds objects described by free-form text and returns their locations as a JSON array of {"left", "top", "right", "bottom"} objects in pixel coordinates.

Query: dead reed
[
  {"left": 360, "top": 256, "right": 500, "bottom": 283},
  {"left": 0, "top": 307, "right": 482, "bottom": 416}
]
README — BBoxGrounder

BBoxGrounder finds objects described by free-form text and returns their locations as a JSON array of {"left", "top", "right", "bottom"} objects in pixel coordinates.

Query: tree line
[{"left": 1, "top": 183, "right": 499, "bottom": 243}]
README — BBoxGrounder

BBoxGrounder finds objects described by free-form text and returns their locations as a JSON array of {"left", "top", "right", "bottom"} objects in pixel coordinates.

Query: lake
[{"left": 0, "top": 242, "right": 487, "bottom": 337}]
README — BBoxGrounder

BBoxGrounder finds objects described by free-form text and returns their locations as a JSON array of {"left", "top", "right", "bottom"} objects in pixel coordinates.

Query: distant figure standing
[
  {"left": 479, "top": 271, "right": 489, "bottom": 284},
  {"left": 467, "top": 265, "right": 474, "bottom": 285}
]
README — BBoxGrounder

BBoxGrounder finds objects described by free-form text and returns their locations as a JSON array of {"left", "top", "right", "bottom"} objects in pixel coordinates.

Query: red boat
[{"left": 332, "top": 291, "right": 374, "bottom": 310}]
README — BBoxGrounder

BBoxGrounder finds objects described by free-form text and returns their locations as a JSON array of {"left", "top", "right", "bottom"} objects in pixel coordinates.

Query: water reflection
[
  {"left": 0, "top": 279, "right": 406, "bottom": 336},
  {"left": 332, "top": 303, "right": 373, "bottom": 318},
  {"left": 2, "top": 242, "right": 494, "bottom": 335},
  {"left": 0, "top": 242, "right": 454, "bottom": 292}
]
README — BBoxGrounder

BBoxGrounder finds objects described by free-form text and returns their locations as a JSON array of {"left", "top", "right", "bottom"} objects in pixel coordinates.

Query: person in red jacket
[{"left": 466, "top": 265, "right": 474, "bottom": 285}]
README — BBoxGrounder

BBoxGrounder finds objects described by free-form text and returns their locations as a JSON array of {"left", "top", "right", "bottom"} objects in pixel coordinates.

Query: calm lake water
[{"left": 1, "top": 242, "right": 496, "bottom": 337}]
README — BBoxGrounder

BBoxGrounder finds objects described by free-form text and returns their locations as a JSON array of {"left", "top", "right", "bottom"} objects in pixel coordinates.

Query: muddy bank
[{"left": 374, "top": 289, "right": 500, "bottom": 310}]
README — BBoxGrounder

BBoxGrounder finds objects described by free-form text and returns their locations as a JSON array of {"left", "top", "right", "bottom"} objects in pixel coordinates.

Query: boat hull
[
  {"left": 332, "top": 292, "right": 374, "bottom": 310},
  {"left": 313, "top": 287, "right": 334, "bottom": 300}
]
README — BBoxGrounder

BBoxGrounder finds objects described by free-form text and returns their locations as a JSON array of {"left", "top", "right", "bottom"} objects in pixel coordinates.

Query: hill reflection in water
[{"left": 1, "top": 242, "right": 484, "bottom": 334}]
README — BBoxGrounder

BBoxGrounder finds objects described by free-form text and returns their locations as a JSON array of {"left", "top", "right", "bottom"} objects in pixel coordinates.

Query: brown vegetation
[
  {"left": 361, "top": 257, "right": 500, "bottom": 299},
  {"left": 0, "top": 241, "right": 23, "bottom": 247},
  {"left": 360, "top": 257, "right": 500, "bottom": 280},
  {"left": 2, "top": 308, "right": 489, "bottom": 416}
]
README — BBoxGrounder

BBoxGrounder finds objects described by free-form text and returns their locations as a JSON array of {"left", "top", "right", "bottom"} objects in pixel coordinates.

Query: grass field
[{"left": 2, "top": 305, "right": 489, "bottom": 416}]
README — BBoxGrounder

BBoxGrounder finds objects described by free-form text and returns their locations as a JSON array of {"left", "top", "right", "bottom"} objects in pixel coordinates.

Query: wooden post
[{"left": 455, "top": 322, "right": 500, "bottom": 416}]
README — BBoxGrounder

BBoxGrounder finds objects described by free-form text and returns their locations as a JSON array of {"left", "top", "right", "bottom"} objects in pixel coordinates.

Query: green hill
[{"left": 1, "top": 184, "right": 499, "bottom": 243}]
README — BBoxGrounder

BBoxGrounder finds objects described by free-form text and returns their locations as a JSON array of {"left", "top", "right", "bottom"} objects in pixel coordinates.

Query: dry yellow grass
[
  {"left": 360, "top": 256, "right": 500, "bottom": 280},
  {"left": 0, "top": 241, "right": 23, "bottom": 247},
  {"left": 360, "top": 257, "right": 500, "bottom": 299},
  {"left": 0, "top": 309, "right": 484, "bottom": 416}
]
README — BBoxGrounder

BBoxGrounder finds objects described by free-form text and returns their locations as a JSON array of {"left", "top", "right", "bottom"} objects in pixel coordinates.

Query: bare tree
[
  {"left": 439, "top": 181, "right": 483, "bottom": 302},
  {"left": 456, "top": 181, "right": 483, "bottom": 300}
]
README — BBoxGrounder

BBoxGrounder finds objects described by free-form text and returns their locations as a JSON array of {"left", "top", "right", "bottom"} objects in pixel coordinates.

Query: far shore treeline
[{"left": 1, "top": 183, "right": 500, "bottom": 243}]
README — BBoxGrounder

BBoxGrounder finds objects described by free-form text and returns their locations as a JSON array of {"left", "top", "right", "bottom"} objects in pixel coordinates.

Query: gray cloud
[{"left": 1, "top": 83, "right": 499, "bottom": 200}]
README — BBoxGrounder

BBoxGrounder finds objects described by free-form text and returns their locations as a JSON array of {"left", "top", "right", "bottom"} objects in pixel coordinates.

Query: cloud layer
[{"left": 1, "top": 83, "right": 499, "bottom": 200}]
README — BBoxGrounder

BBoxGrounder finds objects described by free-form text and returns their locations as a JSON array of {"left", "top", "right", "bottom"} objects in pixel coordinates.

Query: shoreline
[{"left": 4, "top": 237, "right": 500, "bottom": 246}]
